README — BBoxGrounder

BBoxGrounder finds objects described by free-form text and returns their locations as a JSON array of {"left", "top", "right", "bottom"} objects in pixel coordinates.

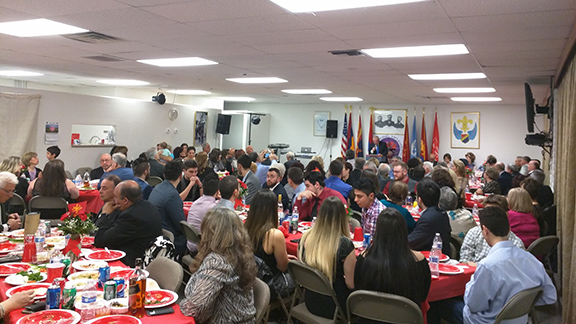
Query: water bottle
[
  {"left": 80, "top": 280, "right": 97, "bottom": 322},
  {"left": 74, "top": 174, "right": 82, "bottom": 187},
  {"left": 312, "top": 216, "right": 317, "bottom": 226},
  {"left": 429, "top": 233, "right": 441, "bottom": 279},
  {"left": 277, "top": 194, "right": 284, "bottom": 223},
  {"left": 472, "top": 204, "right": 478, "bottom": 218},
  {"left": 34, "top": 225, "right": 45, "bottom": 253},
  {"left": 291, "top": 206, "right": 299, "bottom": 234},
  {"left": 406, "top": 195, "right": 413, "bottom": 207}
]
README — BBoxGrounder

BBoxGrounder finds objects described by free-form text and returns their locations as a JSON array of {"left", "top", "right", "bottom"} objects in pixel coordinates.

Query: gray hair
[
  {"left": 354, "top": 157, "right": 366, "bottom": 170},
  {"left": 439, "top": 186, "right": 458, "bottom": 211},
  {"left": 364, "top": 161, "right": 377, "bottom": 173},
  {"left": 530, "top": 169, "right": 545, "bottom": 185},
  {"left": 286, "top": 151, "right": 294, "bottom": 159},
  {"left": 507, "top": 163, "right": 519, "bottom": 173},
  {"left": 146, "top": 147, "right": 156, "bottom": 159},
  {"left": 0, "top": 171, "right": 18, "bottom": 188},
  {"left": 378, "top": 163, "right": 390, "bottom": 178},
  {"left": 423, "top": 161, "right": 434, "bottom": 173},
  {"left": 112, "top": 153, "right": 127, "bottom": 167}
]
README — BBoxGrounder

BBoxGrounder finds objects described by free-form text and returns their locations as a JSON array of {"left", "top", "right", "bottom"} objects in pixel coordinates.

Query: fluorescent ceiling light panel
[
  {"left": 408, "top": 73, "right": 486, "bottom": 80},
  {"left": 362, "top": 44, "right": 468, "bottom": 58},
  {"left": 226, "top": 77, "right": 288, "bottom": 84},
  {"left": 219, "top": 97, "right": 256, "bottom": 102},
  {"left": 450, "top": 97, "right": 502, "bottom": 102},
  {"left": 282, "top": 89, "right": 332, "bottom": 94},
  {"left": 0, "top": 19, "right": 88, "bottom": 37},
  {"left": 96, "top": 79, "right": 150, "bottom": 86},
  {"left": 166, "top": 89, "right": 212, "bottom": 95},
  {"left": 319, "top": 97, "right": 363, "bottom": 102},
  {"left": 137, "top": 57, "right": 218, "bottom": 67},
  {"left": 270, "top": 0, "right": 427, "bottom": 13},
  {"left": 0, "top": 70, "right": 43, "bottom": 77},
  {"left": 434, "top": 87, "right": 495, "bottom": 93}
]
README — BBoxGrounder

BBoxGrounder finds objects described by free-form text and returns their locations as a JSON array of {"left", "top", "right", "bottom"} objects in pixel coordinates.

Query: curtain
[
  {"left": 556, "top": 57, "right": 576, "bottom": 323},
  {"left": 0, "top": 92, "right": 41, "bottom": 160}
]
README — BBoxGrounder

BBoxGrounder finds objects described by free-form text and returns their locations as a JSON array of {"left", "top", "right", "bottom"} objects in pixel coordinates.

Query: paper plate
[
  {"left": 5, "top": 272, "right": 47, "bottom": 285},
  {"left": 17, "top": 309, "right": 80, "bottom": 324},
  {"left": 0, "top": 263, "right": 31, "bottom": 276},
  {"left": 438, "top": 263, "right": 465, "bottom": 275},
  {"left": 7, "top": 282, "right": 51, "bottom": 300},
  {"left": 110, "top": 268, "right": 149, "bottom": 279},
  {"left": 85, "top": 315, "right": 141, "bottom": 324},
  {"left": 81, "top": 236, "right": 95, "bottom": 247},
  {"left": 144, "top": 289, "right": 178, "bottom": 309},
  {"left": 72, "top": 260, "right": 108, "bottom": 271},
  {"left": 86, "top": 250, "right": 126, "bottom": 261},
  {"left": 420, "top": 251, "right": 450, "bottom": 262},
  {"left": 68, "top": 270, "right": 99, "bottom": 281},
  {"left": 0, "top": 242, "right": 19, "bottom": 253}
]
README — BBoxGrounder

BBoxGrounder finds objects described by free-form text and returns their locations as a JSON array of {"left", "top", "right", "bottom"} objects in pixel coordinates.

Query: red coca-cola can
[{"left": 282, "top": 220, "right": 290, "bottom": 230}]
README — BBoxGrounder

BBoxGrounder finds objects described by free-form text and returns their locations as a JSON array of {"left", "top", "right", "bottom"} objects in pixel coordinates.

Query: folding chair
[{"left": 347, "top": 290, "right": 423, "bottom": 324}]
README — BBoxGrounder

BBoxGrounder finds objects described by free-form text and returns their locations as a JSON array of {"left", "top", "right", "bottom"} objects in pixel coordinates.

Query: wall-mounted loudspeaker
[
  {"left": 216, "top": 114, "right": 232, "bottom": 134},
  {"left": 326, "top": 120, "right": 338, "bottom": 138}
]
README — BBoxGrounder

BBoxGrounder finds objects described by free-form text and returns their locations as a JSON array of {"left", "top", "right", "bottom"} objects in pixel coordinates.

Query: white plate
[
  {"left": 5, "top": 272, "right": 47, "bottom": 285},
  {"left": 6, "top": 283, "right": 51, "bottom": 300},
  {"left": 72, "top": 260, "right": 108, "bottom": 271},
  {"left": 437, "top": 264, "right": 465, "bottom": 275},
  {"left": 0, "top": 236, "right": 8, "bottom": 243},
  {"left": 45, "top": 236, "right": 65, "bottom": 245},
  {"left": 66, "top": 278, "right": 95, "bottom": 291},
  {"left": 145, "top": 289, "right": 178, "bottom": 309},
  {"left": 68, "top": 270, "right": 99, "bottom": 281}
]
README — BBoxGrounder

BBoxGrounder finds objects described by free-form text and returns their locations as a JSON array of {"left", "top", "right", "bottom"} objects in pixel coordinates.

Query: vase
[{"left": 63, "top": 233, "right": 82, "bottom": 261}]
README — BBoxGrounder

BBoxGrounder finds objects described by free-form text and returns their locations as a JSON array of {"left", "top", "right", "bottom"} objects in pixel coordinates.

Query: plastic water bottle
[
  {"left": 406, "top": 195, "right": 413, "bottom": 207},
  {"left": 74, "top": 174, "right": 82, "bottom": 187},
  {"left": 291, "top": 206, "right": 299, "bottom": 234},
  {"left": 80, "top": 280, "right": 97, "bottom": 322},
  {"left": 312, "top": 216, "right": 317, "bottom": 226},
  {"left": 430, "top": 233, "right": 441, "bottom": 279},
  {"left": 277, "top": 194, "right": 284, "bottom": 223},
  {"left": 472, "top": 204, "right": 479, "bottom": 218},
  {"left": 34, "top": 225, "right": 45, "bottom": 253}
]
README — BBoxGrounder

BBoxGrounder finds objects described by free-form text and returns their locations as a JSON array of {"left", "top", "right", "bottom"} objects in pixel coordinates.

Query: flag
[
  {"left": 402, "top": 118, "right": 410, "bottom": 162},
  {"left": 410, "top": 114, "right": 418, "bottom": 159},
  {"left": 420, "top": 110, "right": 428, "bottom": 161},
  {"left": 356, "top": 110, "right": 364, "bottom": 157},
  {"left": 431, "top": 111, "right": 439, "bottom": 161},
  {"left": 341, "top": 107, "right": 348, "bottom": 157},
  {"left": 368, "top": 109, "right": 374, "bottom": 152},
  {"left": 348, "top": 109, "right": 355, "bottom": 155}
]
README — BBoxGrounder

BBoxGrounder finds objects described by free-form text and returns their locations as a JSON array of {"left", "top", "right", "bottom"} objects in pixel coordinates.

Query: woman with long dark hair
[
  {"left": 354, "top": 208, "right": 430, "bottom": 323},
  {"left": 28, "top": 159, "right": 79, "bottom": 201}
]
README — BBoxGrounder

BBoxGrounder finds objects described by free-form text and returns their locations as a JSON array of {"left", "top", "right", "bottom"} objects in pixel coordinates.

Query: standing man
[
  {"left": 213, "top": 175, "right": 239, "bottom": 210},
  {"left": 95, "top": 174, "right": 121, "bottom": 227},
  {"left": 495, "top": 162, "right": 513, "bottom": 196},
  {"left": 90, "top": 153, "right": 112, "bottom": 180},
  {"left": 293, "top": 172, "right": 346, "bottom": 221},
  {"left": 264, "top": 167, "right": 290, "bottom": 211},
  {"left": 148, "top": 161, "right": 186, "bottom": 258},
  {"left": 325, "top": 160, "right": 352, "bottom": 200},
  {"left": 0, "top": 172, "right": 22, "bottom": 231},
  {"left": 353, "top": 177, "right": 386, "bottom": 236},
  {"left": 177, "top": 160, "right": 203, "bottom": 202},
  {"left": 237, "top": 155, "right": 260, "bottom": 204},
  {"left": 98, "top": 153, "right": 134, "bottom": 188},
  {"left": 46, "top": 146, "right": 61, "bottom": 161},
  {"left": 368, "top": 135, "right": 388, "bottom": 163}
]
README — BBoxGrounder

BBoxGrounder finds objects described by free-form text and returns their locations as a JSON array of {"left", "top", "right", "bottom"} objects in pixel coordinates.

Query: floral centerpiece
[
  {"left": 234, "top": 179, "right": 248, "bottom": 210},
  {"left": 216, "top": 171, "right": 230, "bottom": 179},
  {"left": 59, "top": 201, "right": 97, "bottom": 257}
]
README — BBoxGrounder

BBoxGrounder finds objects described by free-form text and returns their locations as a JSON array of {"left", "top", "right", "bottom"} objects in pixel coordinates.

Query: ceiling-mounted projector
[{"left": 152, "top": 92, "right": 166, "bottom": 105}]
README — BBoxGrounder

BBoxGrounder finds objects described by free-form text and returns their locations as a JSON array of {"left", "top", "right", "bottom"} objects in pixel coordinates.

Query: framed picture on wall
[
  {"left": 373, "top": 109, "right": 407, "bottom": 135},
  {"left": 194, "top": 111, "right": 208, "bottom": 146},
  {"left": 314, "top": 111, "right": 331, "bottom": 136},
  {"left": 451, "top": 112, "right": 480, "bottom": 149}
]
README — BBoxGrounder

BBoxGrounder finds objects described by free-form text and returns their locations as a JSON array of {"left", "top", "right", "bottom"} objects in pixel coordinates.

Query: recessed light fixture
[
  {"left": 408, "top": 73, "right": 486, "bottom": 80},
  {"left": 137, "top": 57, "right": 218, "bottom": 67},
  {"left": 362, "top": 44, "right": 468, "bottom": 58},
  {"left": 450, "top": 97, "right": 502, "bottom": 102},
  {"left": 226, "top": 77, "right": 288, "bottom": 84},
  {"left": 282, "top": 89, "right": 332, "bottom": 94},
  {"left": 0, "top": 70, "right": 43, "bottom": 77},
  {"left": 219, "top": 97, "right": 256, "bottom": 102},
  {"left": 434, "top": 87, "right": 495, "bottom": 93},
  {"left": 96, "top": 79, "right": 150, "bottom": 86},
  {"left": 0, "top": 19, "right": 88, "bottom": 37},
  {"left": 319, "top": 97, "right": 363, "bottom": 102},
  {"left": 166, "top": 89, "right": 212, "bottom": 95},
  {"left": 269, "top": 0, "right": 427, "bottom": 13}
]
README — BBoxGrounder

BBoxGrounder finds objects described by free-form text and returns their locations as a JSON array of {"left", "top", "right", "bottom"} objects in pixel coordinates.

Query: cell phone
[
  {"left": 290, "top": 238, "right": 301, "bottom": 243},
  {"left": 264, "top": 153, "right": 270, "bottom": 158},
  {"left": 146, "top": 307, "right": 175, "bottom": 316},
  {"left": 24, "top": 301, "right": 46, "bottom": 313}
]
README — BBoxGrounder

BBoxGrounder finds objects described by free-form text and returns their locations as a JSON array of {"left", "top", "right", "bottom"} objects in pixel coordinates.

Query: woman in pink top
[{"left": 507, "top": 188, "right": 540, "bottom": 248}]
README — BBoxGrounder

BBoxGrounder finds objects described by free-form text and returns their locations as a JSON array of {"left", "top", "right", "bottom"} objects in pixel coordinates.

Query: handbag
[{"left": 254, "top": 255, "right": 295, "bottom": 298}]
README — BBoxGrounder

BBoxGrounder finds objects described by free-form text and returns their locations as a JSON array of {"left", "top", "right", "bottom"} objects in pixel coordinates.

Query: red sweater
[{"left": 293, "top": 187, "right": 346, "bottom": 221}]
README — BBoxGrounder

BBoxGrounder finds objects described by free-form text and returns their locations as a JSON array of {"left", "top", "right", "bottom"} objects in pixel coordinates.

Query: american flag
[{"left": 341, "top": 107, "right": 348, "bottom": 157}]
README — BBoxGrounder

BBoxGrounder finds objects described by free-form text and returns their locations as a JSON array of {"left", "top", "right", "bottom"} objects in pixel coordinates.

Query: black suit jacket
[
  {"left": 368, "top": 142, "right": 388, "bottom": 162},
  {"left": 94, "top": 200, "right": 162, "bottom": 267},
  {"left": 89, "top": 167, "right": 104, "bottom": 180},
  {"left": 408, "top": 206, "right": 451, "bottom": 255},
  {"left": 263, "top": 183, "right": 291, "bottom": 211},
  {"left": 497, "top": 172, "right": 513, "bottom": 195}
]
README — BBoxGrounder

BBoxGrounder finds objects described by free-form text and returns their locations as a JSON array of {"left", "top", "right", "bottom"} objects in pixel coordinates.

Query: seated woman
[
  {"left": 27, "top": 159, "right": 79, "bottom": 208},
  {"left": 180, "top": 208, "right": 257, "bottom": 323},
  {"left": 381, "top": 180, "right": 416, "bottom": 233},
  {"left": 507, "top": 188, "right": 540, "bottom": 248},
  {"left": 355, "top": 208, "right": 431, "bottom": 324},
  {"left": 195, "top": 152, "right": 217, "bottom": 182},
  {"left": 22, "top": 152, "right": 42, "bottom": 181},
  {"left": 297, "top": 196, "right": 355, "bottom": 319},
  {"left": 475, "top": 167, "right": 501, "bottom": 195}
]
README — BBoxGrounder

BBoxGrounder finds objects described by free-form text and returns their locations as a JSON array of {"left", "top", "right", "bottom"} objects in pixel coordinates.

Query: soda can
[
  {"left": 53, "top": 277, "right": 66, "bottom": 293},
  {"left": 114, "top": 277, "right": 125, "bottom": 298},
  {"left": 61, "top": 258, "right": 71, "bottom": 277},
  {"left": 62, "top": 283, "right": 77, "bottom": 310},
  {"left": 46, "top": 284, "right": 61, "bottom": 310},
  {"left": 104, "top": 280, "right": 117, "bottom": 300},
  {"left": 362, "top": 233, "right": 372, "bottom": 250},
  {"left": 98, "top": 266, "right": 110, "bottom": 288}
]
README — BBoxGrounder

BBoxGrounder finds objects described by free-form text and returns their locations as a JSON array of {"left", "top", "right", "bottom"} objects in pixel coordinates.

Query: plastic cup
[
  {"left": 353, "top": 227, "right": 363, "bottom": 241},
  {"left": 465, "top": 192, "right": 472, "bottom": 201},
  {"left": 47, "top": 263, "right": 65, "bottom": 283}
]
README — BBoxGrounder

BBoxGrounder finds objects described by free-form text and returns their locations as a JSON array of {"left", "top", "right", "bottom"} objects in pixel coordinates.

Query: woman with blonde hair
[
  {"left": 22, "top": 152, "right": 41, "bottom": 181},
  {"left": 0, "top": 156, "right": 28, "bottom": 199},
  {"left": 194, "top": 152, "right": 216, "bottom": 182},
  {"left": 451, "top": 159, "right": 467, "bottom": 199},
  {"left": 507, "top": 188, "right": 540, "bottom": 248},
  {"left": 180, "top": 208, "right": 257, "bottom": 323},
  {"left": 297, "top": 196, "right": 355, "bottom": 319}
]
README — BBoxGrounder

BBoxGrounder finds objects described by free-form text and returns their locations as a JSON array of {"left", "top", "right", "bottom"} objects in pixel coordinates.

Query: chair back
[
  {"left": 349, "top": 217, "right": 361, "bottom": 230},
  {"left": 76, "top": 167, "right": 93, "bottom": 177},
  {"left": 347, "top": 290, "right": 423, "bottom": 324},
  {"left": 7, "top": 193, "right": 27, "bottom": 216},
  {"left": 253, "top": 278, "right": 271, "bottom": 323},
  {"left": 180, "top": 221, "right": 200, "bottom": 243},
  {"left": 494, "top": 286, "right": 543, "bottom": 324},
  {"left": 28, "top": 196, "right": 68, "bottom": 220},
  {"left": 146, "top": 256, "right": 183, "bottom": 292},
  {"left": 148, "top": 176, "right": 163, "bottom": 187},
  {"left": 162, "top": 229, "right": 175, "bottom": 243},
  {"left": 65, "top": 170, "right": 73, "bottom": 180},
  {"left": 527, "top": 236, "right": 559, "bottom": 257}
]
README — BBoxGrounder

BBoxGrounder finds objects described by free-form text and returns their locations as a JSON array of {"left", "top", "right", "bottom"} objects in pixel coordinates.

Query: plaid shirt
[
  {"left": 362, "top": 199, "right": 386, "bottom": 236},
  {"left": 459, "top": 226, "right": 525, "bottom": 263}
]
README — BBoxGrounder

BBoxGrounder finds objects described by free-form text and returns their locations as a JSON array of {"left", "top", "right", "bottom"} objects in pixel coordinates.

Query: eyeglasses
[{"left": 0, "top": 187, "right": 15, "bottom": 195}]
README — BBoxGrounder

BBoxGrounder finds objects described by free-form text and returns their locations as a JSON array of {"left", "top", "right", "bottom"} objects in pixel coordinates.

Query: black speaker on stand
[
  {"left": 216, "top": 114, "right": 232, "bottom": 134},
  {"left": 326, "top": 120, "right": 338, "bottom": 138}
]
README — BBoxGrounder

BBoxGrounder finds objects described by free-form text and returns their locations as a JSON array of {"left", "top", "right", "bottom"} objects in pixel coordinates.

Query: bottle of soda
[
  {"left": 128, "top": 258, "right": 147, "bottom": 318},
  {"left": 277, "top": 194, "right": 284, "bottom": 223},
  {"left": 429, "top": 233, "right": 441, "bottom": 279},
  {"left": 291, "top": 206, "right": 299, "bottom": 234}
]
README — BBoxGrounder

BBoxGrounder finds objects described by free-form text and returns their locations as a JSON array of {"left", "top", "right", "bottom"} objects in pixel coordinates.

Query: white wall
[
  {"left": 225, "top": 102, "right": 544, "bottom": 166},
  {"left": 0, "top": 86, "right": 223, "bottom": 174}
]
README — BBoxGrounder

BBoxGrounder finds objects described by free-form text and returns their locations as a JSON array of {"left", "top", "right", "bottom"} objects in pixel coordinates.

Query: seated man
[
  {"left": 408, "top": 179, "right": 451, "bottom": 255},
  {"left": 325, "top": 160, "right": 352, "bottom": 200},
  {"left": 383, "top": 161, "right": 417, "bottom": 195},
  {"left": 213, "top": 175, "right": 239, "bottom": 210},
  {"left": 287, "top": 166, "right": 306, "bottom": 209},
  {"left": 132, "top": 159, "right": 152, "bottom": 200},
  {"left": 177, "top": 159, "right": 203, "bottom": 202},
  {"left": 94, "top": 180, "right": 162, "bottom": 267},
  {"left": 237, "top": 155, "right": 260, "bottom": 204},
  {"left": 353, "top": 177, "right": 386, "bottom": 236},
  {"left": 293, "top": 171, "right": 346, "bottom": 221},
  {"left": 90, "top": 153, "right": 112, "bottom": 180},
  {"left": 98, "top": 153, "right": 134, "bottom": 189},
  {"left": 94, "top": 174, "right": 121, "bottom": 228},
  {"left": 146, "top": 147, "right": 164, "bottom": 179},
  {"left": 148, "top": 161, "right": 186, "bottom": 258},
  {"left": 263, "top": 166, "right": 290, "bottom": 211},
  {"left": 0, "top": 172, "right": 22, "bottom": 232},
  {"left": 186, "top": 178, "right": 219, "bottom": 254}
]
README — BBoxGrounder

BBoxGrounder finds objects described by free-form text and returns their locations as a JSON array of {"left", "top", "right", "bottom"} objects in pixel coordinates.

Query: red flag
[
  {"left": 402, "top": 117, "right": 410, "bottom": 162},
  {"left": 368, "top": 109, "right": 374, "bottom": 148},
  {"left": 348, "top": 109, "right": 355, "bottom": 155},
  {"left": 431, "top": 112, "right": 439, "bottom": 161},
  {"left": 420, "top": 111, "right": 428, "bottom": 161},
  {"left": 356, "top": 112, "right": 364, "bottom": 157}
]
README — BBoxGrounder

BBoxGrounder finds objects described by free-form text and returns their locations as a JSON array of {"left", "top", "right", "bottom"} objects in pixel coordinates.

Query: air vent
[
  {"left": 84, "top": 55, "right": 125, "bottom": 62},
  {"left": 329, "top": 49, "right": 363, "bottom": 56},
  {"left": 63, "top": 32, "right": 125, "bottom": 44}
]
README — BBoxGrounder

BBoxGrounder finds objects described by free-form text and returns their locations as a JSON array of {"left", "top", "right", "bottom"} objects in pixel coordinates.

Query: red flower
[
  {"left": 238, "top": 179, "right": 248, "bottom": 189},
  {"left": 78, "top": 213, "right": 88, "bottom": 221},
  {"left": 60, "top": 212, "right": 70, "bottom": 221}
]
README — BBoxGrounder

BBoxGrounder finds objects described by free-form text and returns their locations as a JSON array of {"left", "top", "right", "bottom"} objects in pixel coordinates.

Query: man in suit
[
  {"left": 408, "top": 179, "right": 451, "bottom": 255},
  {"left": 263, "top": 167, "right": 290, "bottom": 211},
  {"left": 89, "top": 153, "right": 112, "bottom": 180},
  {"left": 237, "top": 154, "right": 260, "bottom": 204},
  {"left": 368, "top": 135, "right": 388, "bottom": 163},
  {"left": 94, "top": 180, "right": 162, "bottom": 267},
  {"left": 495, "top": 162, "right": 513, "bottom": 195}
]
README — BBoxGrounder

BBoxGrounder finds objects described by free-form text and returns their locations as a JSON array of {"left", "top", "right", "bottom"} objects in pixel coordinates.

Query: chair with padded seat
[
  {"left": 346, "top": 290, "right": 423, "bottom": 324},
  {"left": 494, "top": 286, "right": 543, "bottom": 324},
  {"left": 253, "top": 278, "right": 271, "bottom": 323},
  {"left": 146, "top": 256, "right": 184, "bottom": 292},
  {"left": 179, "top": 221, "right": 201, "bottom": 284},
  {"left": 148, "top": 176, "right": 163, "bottom": 187},
  {"left": 28, "top": 196, "right": 68, "bottom": 221},
  {"left": 287, "top": 260, "right": 347, "bottom": 324}
]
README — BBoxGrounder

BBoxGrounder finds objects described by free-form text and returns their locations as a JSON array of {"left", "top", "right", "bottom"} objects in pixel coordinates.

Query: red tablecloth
[
  {"left": 1, "top": 253, "right": 194, "bottom": 324},
  {"left": 76, "top": 190, "right": 104, "bottom": 214}
]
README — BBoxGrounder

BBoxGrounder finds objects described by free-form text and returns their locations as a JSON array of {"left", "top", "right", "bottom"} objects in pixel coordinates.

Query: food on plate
[
  {"left": 34, "top": 287, "right": 48, "bottom": 296},
  {"left": 71, "top": 271, "right": 99, "bottom": 280},
  {"left": 7, "top": 271, "right": 45, "bottom": 285},
  {"left": 145, "top": 291, "right": 171, "bottom": 305}
]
